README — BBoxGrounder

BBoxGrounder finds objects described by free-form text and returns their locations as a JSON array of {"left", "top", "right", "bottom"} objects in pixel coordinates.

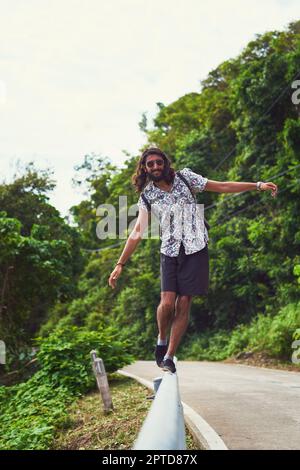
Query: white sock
[
  {"left": 157, "top": 336, "right": 167, "bottom": 346},
  {"left": 163, "top": 354, "right": 174, "bottom": 361}
]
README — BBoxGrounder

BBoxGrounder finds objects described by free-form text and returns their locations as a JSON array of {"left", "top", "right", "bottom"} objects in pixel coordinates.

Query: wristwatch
[{"left": 256, "top": 181, "right": 263, "bottom": 191}]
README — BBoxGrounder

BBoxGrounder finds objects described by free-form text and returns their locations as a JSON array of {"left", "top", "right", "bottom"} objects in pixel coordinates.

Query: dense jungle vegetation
[{"left": 1, "top": 20, "right": 300, "bottom": 449}]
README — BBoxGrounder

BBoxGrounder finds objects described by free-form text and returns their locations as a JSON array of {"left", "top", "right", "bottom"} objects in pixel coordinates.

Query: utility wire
[
  {"left": 215, "top": 177, "right": 300, "bottom": 226},
  {"left": 81, "top": 241, "right": 124, "bottom": 253},
  {"left": 79, "top": 65, "right": 300, "bottom": 255},
  {"left": 213, "top": 67, "right": 300, "bottom": 171},
  {"left": 182, "top": 64, "right": 300, "bottom": 162},
  {"left": 80, "top": 166, "right": 300, "bottom": 253},
  {"left": 204, "top": 161, "right": 300, "bottom": 213}
]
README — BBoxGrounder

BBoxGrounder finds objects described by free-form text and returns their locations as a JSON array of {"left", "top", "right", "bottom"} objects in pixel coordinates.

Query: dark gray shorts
[{"left": 160, "top": 242, "right": 209, "bottom": 296}]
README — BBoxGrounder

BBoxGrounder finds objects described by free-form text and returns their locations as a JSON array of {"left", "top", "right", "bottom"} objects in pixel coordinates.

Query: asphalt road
[{"left": 121, "top": 360, "right": 300, "bottom": 450}]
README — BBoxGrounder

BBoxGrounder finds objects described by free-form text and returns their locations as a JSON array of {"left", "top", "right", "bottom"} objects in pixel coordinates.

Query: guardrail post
[{"left": 90, "top": 350, "right": 113, "bottom": 412}]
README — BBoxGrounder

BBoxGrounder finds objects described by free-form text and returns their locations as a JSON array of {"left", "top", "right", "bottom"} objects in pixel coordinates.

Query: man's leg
[
  {"left": 166, "top": 295, "right": 193, "bottom": 357},
  {"left": 156, "top": 291, "right": 177, "bottom": 341}
]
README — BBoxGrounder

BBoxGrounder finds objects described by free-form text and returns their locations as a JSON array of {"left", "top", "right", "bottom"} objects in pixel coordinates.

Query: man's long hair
[{"left": 132, "top": 147, "right": 176, "bottom": 193}]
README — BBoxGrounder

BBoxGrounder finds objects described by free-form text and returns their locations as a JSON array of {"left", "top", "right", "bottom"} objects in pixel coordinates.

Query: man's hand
[
  {"left": 107, "top": 209, "right": 148, "bottom": 290},
  {"left": 108, "top": 265, "right": 123, "bottom": 289},
  {"left": 261, "top": 182, "right": 278, "bottom": 198}
]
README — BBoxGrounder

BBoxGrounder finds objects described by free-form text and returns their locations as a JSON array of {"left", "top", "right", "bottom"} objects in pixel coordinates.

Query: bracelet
[
  {"left": 256, "top": 181, "right": 263, "bottom": 191},
  {"left": 116, "top": 262, "right": 125, "bottom": 267}
]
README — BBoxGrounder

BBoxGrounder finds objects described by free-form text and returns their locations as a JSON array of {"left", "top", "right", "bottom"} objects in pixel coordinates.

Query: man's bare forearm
[
  {"left": 205, "top": 179, "right": 278, "bottom": 197},
  {"left": 116, "top": 233, "right": 141, "bottom": 265},
  {"left": 222, "top": 181, "right": 257, "bottom": 193}
]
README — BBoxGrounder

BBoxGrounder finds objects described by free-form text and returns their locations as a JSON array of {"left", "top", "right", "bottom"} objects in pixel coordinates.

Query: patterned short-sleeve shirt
[{"left": 137, "top": 168, "right": 209, "bottom": 257}]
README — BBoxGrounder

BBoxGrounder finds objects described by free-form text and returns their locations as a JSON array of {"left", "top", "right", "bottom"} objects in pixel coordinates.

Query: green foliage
[
  {"left": 35, "top": 325, "right": 133, "bottom": 394},
  {"left": 294, "top": 329, "right": 300, "bottom": 341},
  {"left": 0, "top": 214, "right": 83, "bottom": 365},
  {"left": 0, "top": 377, "right": 71, "bottom": 450},
  {"left": 181, "top": 302, "right": 300, "bottom": 361},
  {"left": 1, "top": 20, "right": 300, "bottom": 450},
  {"left": 56, "top": 21, "right": 300, "bottom": 359},
  {"left": 0, "top": 325, "right": 133, "bottom": 449},
  {"left": 0, "top": 163, "right": 85, "bottom": 367},
  {"left": 294, "top": 264, "right": 300, "bottom": 285}
]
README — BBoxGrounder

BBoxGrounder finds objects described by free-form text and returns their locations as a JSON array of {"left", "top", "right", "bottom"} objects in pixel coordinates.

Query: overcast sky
[{"left": 0, "top": 0, "right": 298, "bottom": 217}]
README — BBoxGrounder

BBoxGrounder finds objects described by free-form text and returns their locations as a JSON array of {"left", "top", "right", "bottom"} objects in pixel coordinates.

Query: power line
[
  {"left": 184, "top": 123, "right": 232, "bottom": 161},
  {"left": 80, "top": 164, "right": 300, "bottom": 253},
  {"left": 81, "top": 241, "right": 124, "bottom": 253},
  {"left": 214, "top": 177, "right": 300, "bottom": 226},
  {"left": 182, "top": 64, "right": 300, "bottom": 163},
  {"left": 213, "top": 67, "right": 300, "bottom": 171},
  {"left": 204, "top": 161, "right": 300, "bottom": 213},
  {"left": 74, "top": 63, "right": 300, "bottom": 255}
]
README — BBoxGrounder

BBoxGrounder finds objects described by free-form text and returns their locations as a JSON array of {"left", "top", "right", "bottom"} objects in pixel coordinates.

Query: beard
[{"left": 147, "top": 167, "right": 167, "bottom": 182}]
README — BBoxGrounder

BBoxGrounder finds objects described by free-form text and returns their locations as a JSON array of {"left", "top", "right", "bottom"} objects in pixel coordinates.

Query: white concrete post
[{"left": 90, "top": 350, "right": 113, "bottom": 412}]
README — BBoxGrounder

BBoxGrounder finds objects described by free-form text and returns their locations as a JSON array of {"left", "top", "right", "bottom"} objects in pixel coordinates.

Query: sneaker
[
  {"left": 155, "top": 344, "right": 168, "bottom": 368},
  {"left": 162, "top": 358, "right": 176, "bottom": 373}
]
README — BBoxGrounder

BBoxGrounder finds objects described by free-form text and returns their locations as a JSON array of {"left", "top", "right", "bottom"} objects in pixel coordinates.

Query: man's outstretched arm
[
  {"left": 108, "top": 208, "right": 149, "bottom": 289},
  {"left": 205, "top": 180, "right": 278, "bottom": 197}
]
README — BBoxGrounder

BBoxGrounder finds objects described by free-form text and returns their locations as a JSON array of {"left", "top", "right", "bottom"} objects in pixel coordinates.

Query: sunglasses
[{"left": 145, "top": 159, "right": 164, "bottom": 168}]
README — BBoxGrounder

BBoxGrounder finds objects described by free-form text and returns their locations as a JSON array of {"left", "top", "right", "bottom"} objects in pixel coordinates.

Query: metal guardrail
[{"left": 133, "top": 358, "right": 186, "bottom": 450}]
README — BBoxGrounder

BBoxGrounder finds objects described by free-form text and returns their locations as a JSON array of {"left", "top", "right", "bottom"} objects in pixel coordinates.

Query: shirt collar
[{"left": 148, "top": 174, "right": 177, "bottom": 191}]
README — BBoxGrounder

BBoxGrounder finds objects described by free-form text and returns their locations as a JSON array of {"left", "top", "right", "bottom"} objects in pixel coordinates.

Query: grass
[{"left": 52, "top": 373, "right": 200, "bottom": 450}]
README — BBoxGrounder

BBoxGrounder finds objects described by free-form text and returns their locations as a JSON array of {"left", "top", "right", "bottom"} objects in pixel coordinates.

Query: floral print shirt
[{"left": 137, "top": 168, "right": 209, "bottom": 257}]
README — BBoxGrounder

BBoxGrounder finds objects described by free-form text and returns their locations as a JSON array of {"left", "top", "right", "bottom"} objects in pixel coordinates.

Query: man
[{"left": 108, "top": 147, "right": 278, "bottom": 373}]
